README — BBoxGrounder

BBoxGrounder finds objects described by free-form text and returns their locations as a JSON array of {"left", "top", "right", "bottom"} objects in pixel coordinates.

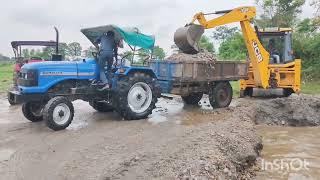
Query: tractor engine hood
[
  {"left": 22, "top": 59, "right": 96, "bottom": 76},
  {"left": 19, "top": 59, "right": 98, "bottom": 94}
]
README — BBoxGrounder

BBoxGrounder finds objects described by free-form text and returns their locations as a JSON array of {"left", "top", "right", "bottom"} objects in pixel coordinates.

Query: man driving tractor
[{"left": 94, "top": 31, "right": 118, "bottom": 90}]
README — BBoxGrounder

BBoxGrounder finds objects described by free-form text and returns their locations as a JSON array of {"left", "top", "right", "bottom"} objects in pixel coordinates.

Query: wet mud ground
[{"left": 0, "top": 94, "right": 319, "bottom": 179}]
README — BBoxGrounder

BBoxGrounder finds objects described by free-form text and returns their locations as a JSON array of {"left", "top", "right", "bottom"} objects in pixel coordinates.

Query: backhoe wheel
[
  {"left": 89, "top": 100, "right": 113, "bottom": 112},
  {"left": 22, "top": 102, "right": 43, "bottom": 122},
  {"left": 283, "top": 88, "right": 294, "bottom": 97},
  {"left": 181, "top": 92, "right": 203, "bottom": 105},
  {"left": 115, "top": 73, "right": 158, "bottom": 120},
  {"left": 43, "top": 96, "right": 74, "bottom": 131},
  {"left": 209, "top": 81, "right": 233, "bottom": 108},
  {"left": 240, "top": 87, "right": 253, "bottom": 97}
]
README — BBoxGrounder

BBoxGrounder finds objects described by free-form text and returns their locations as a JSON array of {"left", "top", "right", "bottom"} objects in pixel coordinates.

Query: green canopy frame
[{"left": 81, "top": 25, "right": 155, "bottom": 50}]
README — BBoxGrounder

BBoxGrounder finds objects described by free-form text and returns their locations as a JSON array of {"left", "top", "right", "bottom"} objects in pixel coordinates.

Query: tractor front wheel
[
  {"left": 43, "top": 96, "right": 74, "bottom": 131},
  {"left": 22, "top": 101, "right": 44, "bottom": 122},
  {"left": 8, "top": 96, "right": 17, "bottom": 105},
  {"left": 7, "top": 87, "right": 18, "bottom": 105}
]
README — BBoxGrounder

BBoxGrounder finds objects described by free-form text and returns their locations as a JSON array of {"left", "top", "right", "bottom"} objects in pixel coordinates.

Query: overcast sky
[{"left": 0, "top": 0, "right": 315, "bottom": 57}]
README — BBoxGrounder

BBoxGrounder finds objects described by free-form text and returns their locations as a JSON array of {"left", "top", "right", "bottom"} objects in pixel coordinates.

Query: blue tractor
[{"left": 8, "top": 25, "right": 161, "bottom": 131}]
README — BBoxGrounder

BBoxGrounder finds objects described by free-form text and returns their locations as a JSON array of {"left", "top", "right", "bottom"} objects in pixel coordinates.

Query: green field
[
  {"left": 0, "top": 63, "right": 319, "bottom": 95},
  {"left": 0, "top": 63, "right": 14, "bottom": 92},
  {"left": 302, "top": 81, "right": 320, "bottom": 94}
]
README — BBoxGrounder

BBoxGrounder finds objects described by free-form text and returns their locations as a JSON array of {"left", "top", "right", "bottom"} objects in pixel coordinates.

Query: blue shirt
[{"left": 95, "top": 34, "right": 116, "bottom": 52}]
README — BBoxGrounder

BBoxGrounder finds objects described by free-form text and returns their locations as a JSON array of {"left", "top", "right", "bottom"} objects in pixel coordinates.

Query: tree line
[{"left": 20, "top": 42, "right": 86, "bottom": 60}]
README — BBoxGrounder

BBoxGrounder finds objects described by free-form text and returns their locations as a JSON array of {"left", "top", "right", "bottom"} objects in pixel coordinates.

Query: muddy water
[
  {"left": 256, "top": 126, "right": 320, "bottom": 180},
  {"left": 148, "top": 95, "right": 227, "bottom": 125}
]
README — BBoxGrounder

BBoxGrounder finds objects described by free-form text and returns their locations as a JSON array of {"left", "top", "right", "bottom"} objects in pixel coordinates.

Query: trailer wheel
[
  {"left": 209, "top": 81, "right": 233, "bottom": 108},
  {"left": 89, "top": 100, "right": 113, "bottom": 112},
  {"left": 22, "top": 102, "right": 43, "bottom": 122},
  {"left": 283, "top": 88, "right": 294, "bottom": 97},
  {"left": 43, "top": 96, "right": 74, "bottom": 131},
  {"left": 115, "top": 73, "right": 158, "bottom": 120},
  {"left": 181, "top": 92, "right": 203, "bottom": 105}
]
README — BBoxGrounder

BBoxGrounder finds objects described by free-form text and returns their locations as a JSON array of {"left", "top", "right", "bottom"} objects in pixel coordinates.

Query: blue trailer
[{"left": 8, "top": 25, "right": 248, "bottom": 131}]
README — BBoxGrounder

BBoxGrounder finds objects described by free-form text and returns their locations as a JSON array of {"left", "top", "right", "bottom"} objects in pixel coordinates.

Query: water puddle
[
  {"left": 257, "top": 126, "right": 320, "bottom": 179},
  {"left": 0, "top": 98, "right": 22, "bottom": 124},
  {"left": 148, "top": 97, "right": 229, "bottom": 125}
]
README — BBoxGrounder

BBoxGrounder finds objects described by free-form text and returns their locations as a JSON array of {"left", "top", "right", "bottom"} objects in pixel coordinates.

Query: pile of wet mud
[
  {"left": 143, "top": 107, "right": 263, "bottom": 179},
  {"left": 166, "top": 50, "right": 217, "bottom": 62},
  {"left": 253, "top": 94, "right": 320, "bottom": 126},
  {"left": 172, "top": 94, "right": 320, "bottom": 179}
]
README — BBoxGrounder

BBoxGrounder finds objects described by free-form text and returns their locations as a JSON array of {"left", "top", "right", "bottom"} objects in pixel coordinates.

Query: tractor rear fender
[{"left": 122, "top": 67, "right": 157, "bottom": 79}]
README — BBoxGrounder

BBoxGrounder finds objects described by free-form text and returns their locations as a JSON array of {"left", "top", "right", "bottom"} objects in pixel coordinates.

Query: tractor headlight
[
  {"left": 18, "top": 69, "right": 38, "bottom": 87},
  {"left": 26, "top": 70, "right": 37, "bottom": 80}
]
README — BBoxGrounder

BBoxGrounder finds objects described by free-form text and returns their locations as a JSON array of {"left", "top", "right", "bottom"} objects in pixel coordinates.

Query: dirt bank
[{"left": 252, "top": 94, "right": 320, "bottom": 126}]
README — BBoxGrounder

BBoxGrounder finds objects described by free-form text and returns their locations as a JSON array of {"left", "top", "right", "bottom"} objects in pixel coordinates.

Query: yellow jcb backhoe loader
[{"left": 174, "top": 6, "right": 301, "bottom": 97}]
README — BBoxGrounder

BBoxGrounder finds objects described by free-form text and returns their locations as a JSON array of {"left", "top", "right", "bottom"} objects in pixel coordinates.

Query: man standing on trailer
[{"left": 94, "top": 31, "right": 118, "bottom": 90}]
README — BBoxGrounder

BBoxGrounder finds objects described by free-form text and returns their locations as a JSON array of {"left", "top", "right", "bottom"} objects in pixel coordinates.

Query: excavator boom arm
[
  {"left": 178, "top": 6, "right": 270, "bottom": 88},
  {"left": 192, "top": 7, "right": 256, "bottom": 29}
]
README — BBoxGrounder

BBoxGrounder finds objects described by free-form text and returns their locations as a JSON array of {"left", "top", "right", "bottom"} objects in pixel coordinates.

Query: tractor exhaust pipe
[
  {"left": 52, "top": 26, "right": 62, "bottom": 61},
  {"left": 54, "top": 26, "right": 59, "bottom": 54}
]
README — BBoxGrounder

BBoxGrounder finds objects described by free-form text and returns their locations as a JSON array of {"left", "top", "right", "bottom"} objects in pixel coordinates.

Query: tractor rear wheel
[
  {"left": 89, "top": 100, "right": 113, "bottom": 112},
  {"left": 209, "top": 81, "right": 233, "bottom": 108},
  {"left": 181, "top": 92, "right": 203, "bottom": 105},
  {"left": 114, "top": 73, "right": 158, "bottom": 120},
  {"left": 22, "top": 101, "right": 43, "bottom": 122}
]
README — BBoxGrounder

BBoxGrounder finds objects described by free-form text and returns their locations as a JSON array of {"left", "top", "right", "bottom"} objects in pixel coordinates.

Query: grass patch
[
  {"left": 231, "top": 81, "right": 240, "bottom": 97},
  {"left": 302, "top": 81, "right": 320, "bottom": 95},
  {"left": 0, "top": 63, "right": 14, "bottom": 92}
]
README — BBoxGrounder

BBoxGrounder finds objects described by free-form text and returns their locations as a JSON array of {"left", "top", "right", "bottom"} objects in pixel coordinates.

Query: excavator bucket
[{"left": 174, "top": 24, "right": 205, "bottom": 54}]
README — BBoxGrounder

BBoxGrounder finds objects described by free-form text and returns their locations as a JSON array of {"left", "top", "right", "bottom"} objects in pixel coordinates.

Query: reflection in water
[
  {"left": 257, "top": 126, "right": 320, "bottom": 180},
  {"left": 148, "top": 97, "right": 225, "bottom": 125}
]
